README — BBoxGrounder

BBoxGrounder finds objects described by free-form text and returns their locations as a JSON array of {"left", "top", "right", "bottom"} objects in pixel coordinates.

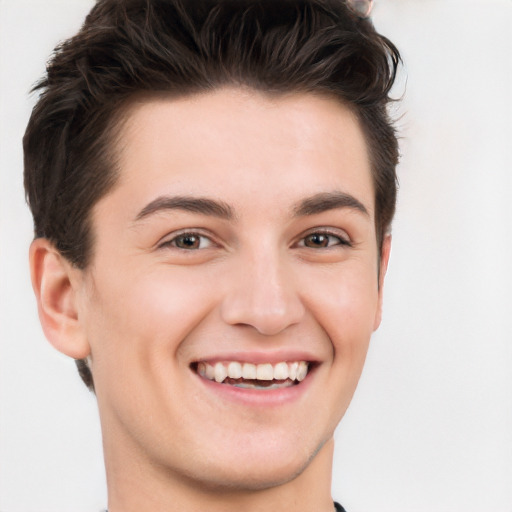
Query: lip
[
  {"left": 190, "top": 350, "right": 320, "bottom": 366},
  {"left": 190, "top": 351, "right": 319, "bottom": 407}
]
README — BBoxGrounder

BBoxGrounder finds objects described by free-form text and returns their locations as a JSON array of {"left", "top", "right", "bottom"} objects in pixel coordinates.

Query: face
[{"left": 74, "top": 88, "right": 388, "bottom": 490}]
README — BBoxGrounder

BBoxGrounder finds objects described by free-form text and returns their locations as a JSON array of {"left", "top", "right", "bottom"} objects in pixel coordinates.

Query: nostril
[{"left": 220, "top": 298, "right": 305, "bottom": 336}]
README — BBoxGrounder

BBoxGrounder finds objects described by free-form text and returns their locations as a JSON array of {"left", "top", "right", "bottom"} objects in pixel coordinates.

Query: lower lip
[{"left": 193, "top": 369, "right": 315, "bottom": 407}]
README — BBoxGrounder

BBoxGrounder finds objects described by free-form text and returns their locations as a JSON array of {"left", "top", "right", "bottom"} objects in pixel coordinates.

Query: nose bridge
[{"left": 220, "top": 243, "right": 305, "bottom": 336}]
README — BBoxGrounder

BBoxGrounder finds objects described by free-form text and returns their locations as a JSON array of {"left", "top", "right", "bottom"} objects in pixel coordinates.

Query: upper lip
[{"left": 190, "top": 350, "right": 320, "bottom": 365}]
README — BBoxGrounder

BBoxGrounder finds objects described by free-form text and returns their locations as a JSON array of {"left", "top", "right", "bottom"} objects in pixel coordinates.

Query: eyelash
[
  {"left": 295, "top": 229, "right": 351, "bottom": 249},
  {"left": 158, "top": 228, "right": 351, "bottom": 251},
  {"left": 158, "top": 231, "right": 215, "bottom": 251}
]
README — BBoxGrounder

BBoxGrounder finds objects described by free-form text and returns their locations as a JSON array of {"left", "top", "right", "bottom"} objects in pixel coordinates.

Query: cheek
[
  {"left": 294, "top": 266, "right": 379, "bottom": 433},
  {"left": 84, "top": 265, "right": 219, "bottom": 369},
  {"left": 82, "top": 266, "right": 220, "bottom": 437},
  {"left": 304, "top": 264, "right": 379, "bottom": 359}
]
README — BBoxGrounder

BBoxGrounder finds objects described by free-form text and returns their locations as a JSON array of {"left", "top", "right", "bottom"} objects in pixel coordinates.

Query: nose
[{"left": 220, "top": 250, "right": 306, "bottom": 336}]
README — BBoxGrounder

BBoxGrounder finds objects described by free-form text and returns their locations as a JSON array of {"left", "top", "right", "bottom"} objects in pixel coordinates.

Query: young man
[{"left": 24, "top": 0, "right": 400, "bottom": 510}]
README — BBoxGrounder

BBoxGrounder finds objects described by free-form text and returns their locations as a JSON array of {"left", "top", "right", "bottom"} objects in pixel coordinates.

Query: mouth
[{"left": 191, "top": 360, "right": 310, "bottom": 391}]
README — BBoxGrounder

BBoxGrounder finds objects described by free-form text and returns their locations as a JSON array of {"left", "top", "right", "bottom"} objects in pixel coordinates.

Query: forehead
[{"left": 98, "top": 88, "right": 374, "bottom": 224}]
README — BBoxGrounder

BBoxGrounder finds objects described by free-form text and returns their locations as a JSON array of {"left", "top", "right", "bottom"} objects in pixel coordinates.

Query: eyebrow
[
  {"left": 293, "top": 191, "right": 369, "bottom": 217},
  {"left": 134, "top": 195, "right": 234, "bottom": 221},
  {"left": 134, "top": 190, "right": 368, "bottom": 223}
]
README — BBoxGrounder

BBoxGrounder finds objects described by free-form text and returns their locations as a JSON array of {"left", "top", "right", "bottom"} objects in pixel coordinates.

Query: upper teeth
[{"left": 197, "top": 361, "right": 309, "bottom": 384}]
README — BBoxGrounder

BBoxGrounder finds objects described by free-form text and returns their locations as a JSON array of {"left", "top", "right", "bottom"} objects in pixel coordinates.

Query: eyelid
[
  {"left": 157, "top": 228, "right": 218, "bottom": 250},
  {"left": 295, "top": 227, "right": 352, "bottom": 247}
]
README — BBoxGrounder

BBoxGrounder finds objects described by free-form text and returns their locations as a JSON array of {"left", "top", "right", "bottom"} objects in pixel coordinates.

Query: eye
[
  {"left": 298, "top": 231, "right": 350, "bottom": 249},
  {"left": 160, "top": 232, "right": 214, "bottom": 250}
]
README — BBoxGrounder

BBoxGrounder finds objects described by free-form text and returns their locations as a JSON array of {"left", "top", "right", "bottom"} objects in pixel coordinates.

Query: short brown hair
[{"left": 24, "top": 0, "right": 401, "bottom": 389}]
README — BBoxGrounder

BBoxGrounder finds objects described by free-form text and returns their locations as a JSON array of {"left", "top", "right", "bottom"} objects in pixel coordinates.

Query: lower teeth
[{"left": 228, "top": 378, "right": 295, "bottom": 390}]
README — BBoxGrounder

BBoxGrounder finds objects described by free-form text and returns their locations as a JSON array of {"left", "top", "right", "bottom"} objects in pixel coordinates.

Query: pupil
[
  {"left": 179, "top": 235, "right": 199, "bottom": 248},
  {"left": 307, "top": 234, "right": 328, "bottom": 247}
]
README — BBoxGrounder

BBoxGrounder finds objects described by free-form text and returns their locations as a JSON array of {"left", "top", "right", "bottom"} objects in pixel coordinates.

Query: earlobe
[
  {"left": 29, "top": 238, "right": 91, "bottom": 359},
  {"left": 373, "top": 234, "right": 392, "bottom": 331}
]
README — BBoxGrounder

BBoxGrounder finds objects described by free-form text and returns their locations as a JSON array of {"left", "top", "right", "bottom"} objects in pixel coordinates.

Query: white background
[{"left": 1, "top": 1, "right": 511, "bottom": 511}]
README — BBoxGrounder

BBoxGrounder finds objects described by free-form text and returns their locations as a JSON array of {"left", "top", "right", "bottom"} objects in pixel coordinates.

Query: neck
[{"left": 105, "top": 438, "right": 336, "bottom": 512}]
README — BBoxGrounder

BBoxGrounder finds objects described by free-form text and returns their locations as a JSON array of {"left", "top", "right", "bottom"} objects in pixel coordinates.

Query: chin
[
  {"left": 180, "top": 435, "right": 328, "bottom": 493},
  {"left": 190, "top": 461, "right": 307, "bottom": 493}
]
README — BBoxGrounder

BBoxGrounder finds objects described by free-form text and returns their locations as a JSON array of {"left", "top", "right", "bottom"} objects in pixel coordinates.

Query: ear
[
  {"left": 29, "top": 238, "right": 90, "bottom": 359},
  {"left": 373, "top": 234, "right": 392, "bottom": 331}
]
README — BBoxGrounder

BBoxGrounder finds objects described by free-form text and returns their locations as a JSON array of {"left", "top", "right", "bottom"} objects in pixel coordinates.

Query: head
[{"left": 25, "top": 0, "right": 400, "bottom": 500}]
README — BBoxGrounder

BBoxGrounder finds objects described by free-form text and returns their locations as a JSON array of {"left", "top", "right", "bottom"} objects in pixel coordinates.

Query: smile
[{"left": 195, "top": 361, "right": 309, "bottom": 390}]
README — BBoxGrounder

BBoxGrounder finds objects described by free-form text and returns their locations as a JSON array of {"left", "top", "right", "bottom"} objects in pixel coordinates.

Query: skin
[{"left": 30, "top": 88, "right": 391, "bottom": 512}]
